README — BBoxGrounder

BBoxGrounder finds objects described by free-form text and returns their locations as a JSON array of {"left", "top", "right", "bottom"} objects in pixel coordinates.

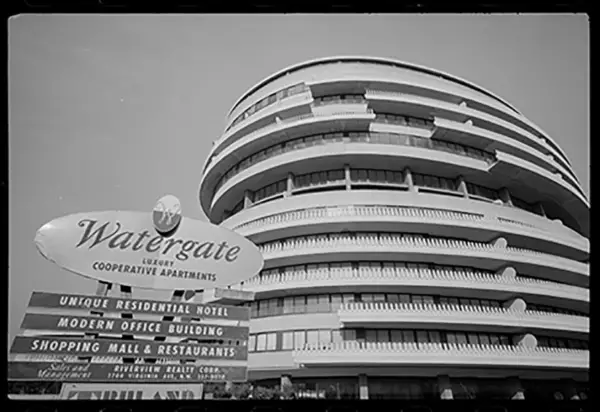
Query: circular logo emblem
[{"left": 153, "top": 195, "right": 182, "bottom": 235}]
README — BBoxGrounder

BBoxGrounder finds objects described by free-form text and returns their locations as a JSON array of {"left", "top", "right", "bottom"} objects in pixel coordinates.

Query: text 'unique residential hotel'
[{"left": 198, "top": 57, "right": 589, "bottom": 400}]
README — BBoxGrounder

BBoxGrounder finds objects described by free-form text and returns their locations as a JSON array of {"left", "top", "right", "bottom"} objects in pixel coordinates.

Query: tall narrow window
[
  {"left": 306, "top": 330, "right": 319, "bottom": 345},
  {"left": 266, "top": 333, "right": 277, "bottom": 351},
  {"left": 282, "top": 332, "right": 294, "bottom": 350},
  {"left": 294, "top": 331, "right": 306, "bottom": 349},
  {"left": 256, "top": 334, "right": 267, "bottom": 351}
]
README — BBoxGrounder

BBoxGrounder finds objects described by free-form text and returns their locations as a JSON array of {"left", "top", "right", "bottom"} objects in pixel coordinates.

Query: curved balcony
[
  {"left": 338, "top": 302, "right": 589, "bottom": 336},
  {"left": 235, "top": 267, "right": 589, "bottom": 311},
  {"left": 214, "top": 131, "right": 496, "bottom": 194},
  {"left": 257, "top": 234, "right": 589, "bottom": 287},
  {"left": 223, "top": 191, "right": 587, "bottom": 249},
  {"left": 200, "top": 110, "right": 376, "bottom": 213},
  {"left": 292, "top": 341, "right": 589, "bottom": 370},
  {"left": 231, "top": 205, "right": 588, "bottom": 261},
  {"left": 211, "top": 143, "right": 494, "bottom": 217},
  {"left": 301, "top": 66, "right": 570, "bottom": 165},
  {"left": 366, "top": 89, "right": 573, "bottom": 173},
  {"left": 432, "top": 117, "right": 582, "bottom": 196},
  {"left": 489, "top": 151, "right": 589, "bottom": 237},
  {"left": 214, "top": 89, "right": 314, "bottom": 157}
]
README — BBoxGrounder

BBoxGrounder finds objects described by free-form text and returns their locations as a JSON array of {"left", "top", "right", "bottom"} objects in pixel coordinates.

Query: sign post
[{"left": 10, "top": 195, "right": 263, "bottom": 399}]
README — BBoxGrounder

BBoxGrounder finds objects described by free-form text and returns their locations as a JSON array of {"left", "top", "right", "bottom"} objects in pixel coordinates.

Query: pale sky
[{"left": 8, "top": 14, "right": 589, "bottom": 346}]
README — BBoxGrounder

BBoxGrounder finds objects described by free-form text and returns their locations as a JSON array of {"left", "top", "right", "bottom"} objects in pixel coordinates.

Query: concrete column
[
  {"left": 514, "top": 333, "right": 537, "bottom": 348},
  {"left": 358, "top": 374, "right": 369, "bottom": 400},
  {"left": 535, "top": 202, "right": 547, "bottom": 217},
  {"left": 404, "top": 168, "right": 415, "bottom": 192},
  {"left": 497, "top": 266, "right": 517, "bottom": 279},
  {"left": 457, "top": 175, "right": 468, "bottom": 197},
  {"left": 286, "top": 173, "right": 294, "bottom": 197},
  {"left": 280, "top": 374, "right": 293, "bottom": 399},
  {"left": 500, "top": 188, "right": 513, "bottom": 206},
  {"left": 243, "top": 190, "right": 253, "bottom": 209},
  {"left": 503, "top": 298, "right": 526, "bottom": 312},
  {"left": 344, "top": 164, "right": 351, "bottom": 190},
  {"left": 280, "top": 374, "right": 292, "bottom": 388},
  {"left": 438, "top": 375, "right": 453, "bottom": 399},
  {"left": 507, "top": 377, "right": 525, "bottom": 400}
]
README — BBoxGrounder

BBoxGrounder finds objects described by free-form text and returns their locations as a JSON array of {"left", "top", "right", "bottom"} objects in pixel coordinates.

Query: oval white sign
[{"left": 34, "top": 211, "right": 264, "bottom": 290}]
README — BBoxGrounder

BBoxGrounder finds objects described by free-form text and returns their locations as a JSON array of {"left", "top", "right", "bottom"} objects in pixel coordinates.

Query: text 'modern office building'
[{"left": 198, "top": 57, "right": 589, "bottom": 401}]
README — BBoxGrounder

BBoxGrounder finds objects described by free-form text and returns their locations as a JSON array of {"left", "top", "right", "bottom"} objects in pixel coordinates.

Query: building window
[
  {"left": 294, "top": 331, "right": 306, "bottom": 349},
  {"left": 266, "top": 333, "right": 277, "bottom": 351},
  {"left": 318, "top": 330, "right": 332, "bottom": 345},
  {"left": 366, "top": 330, "right": 378, "bottom": 343},
  {"left": 282, "top": 332, "right": 294, "bottom": 350},
  {"left": 331, "top": 294, "right": 343, "bottom": 310},
  {"left": 307, "top": 330, "right": 320, "bottom": 345},
  {"left": 256, "top": 334, "right": 267, "bottom": 351}
]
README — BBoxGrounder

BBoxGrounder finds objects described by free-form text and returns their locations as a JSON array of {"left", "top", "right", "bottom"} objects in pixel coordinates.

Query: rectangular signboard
[
  {"left": 28, "top": 291, "right": 250, "bottom": 321},
  {"left": 59, "top": 383, "right": 204, "bottom": 400},
  {"left": 8, "top": 361, "right": 247, "bottom": 382},
  {"left": 20, "top": 313, "right": 249, "bottom": 340},
  {"left": 10, "top": 336, "right": 248, "bottom": 360}
]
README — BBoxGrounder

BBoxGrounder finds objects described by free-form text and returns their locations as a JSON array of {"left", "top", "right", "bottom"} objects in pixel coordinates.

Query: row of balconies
[
  {"left": 236, "top": 267, "right": 588, "bottom": 304},
  {"left": 365, "top": 89, "right": 574, "bottom": 177},
  {"left": 212, "top": 87, "right": 577, "bottom": 194},
  {"left": 229, "top": 204, "right": 588, "bottom": 258},
  {"left": 337, "top": 302, "right": 589, "bottom": 334},
  {"left": 220, "top": 84, "right": 572, "bottom": 183},
  {"left": 214, "top": 131, "right": 497, "bottom": 193},
  {"left": 217, "top": 162, "right": 584, "bottom": 240},
  {"left": 204, "top": 106, "right": 586, "bottom": 237},
  {"left": 255, "top": 234, "right": 588, "bottom": 279},
  {"left": 292, "top": 341, "right": 589, "bottom": 369},
  {"left": 236, "top": 205, "right": 484, "bottom": 231},
  {"left": 340, "top": 301, "right": 581, "bottom": 317},
  {"left": 206, "top": 105, "right": 374, "bottom": 173}
]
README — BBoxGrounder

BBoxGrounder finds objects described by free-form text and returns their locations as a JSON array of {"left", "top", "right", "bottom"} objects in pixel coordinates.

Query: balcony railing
[
  {"left": 215, "top": 131, "right": 497, "bottom": 192},
  {"left": 236, "top": 267, "right": 588, "bottom": 303},
  {"left": 235, "top": 205, "right": 482, "bottom": 230},
  {"left": 207, "top": 109, "right": 375, "bottom": 172},
  {"left": 292, "top": 341, "right": 589, "bottom": 369},
  {"left": 256, "top": 234, "right": 587, "bottom": 275},
  {"left": 338, "top": 302, "right": 589, "bottom": 333},
  {"left": 232, "top": 205, "right": 584, "bottom": 250}
]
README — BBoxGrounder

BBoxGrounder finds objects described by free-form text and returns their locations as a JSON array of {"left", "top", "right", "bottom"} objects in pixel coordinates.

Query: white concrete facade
[{"left": 198, "top": 57, "right": 589, "bottom": 400}]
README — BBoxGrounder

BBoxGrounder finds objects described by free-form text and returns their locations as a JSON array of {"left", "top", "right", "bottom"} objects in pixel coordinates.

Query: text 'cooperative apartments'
[{"left": 198, "top": 57, "right": 589, "bottom": 400}]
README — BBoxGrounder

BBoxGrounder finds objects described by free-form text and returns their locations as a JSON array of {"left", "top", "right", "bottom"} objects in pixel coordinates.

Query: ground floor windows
[{"left": 239, "top": 376, "right": 589, "bottom": 401}]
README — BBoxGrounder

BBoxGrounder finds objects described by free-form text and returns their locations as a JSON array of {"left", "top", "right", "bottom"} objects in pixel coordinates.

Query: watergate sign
[{"left": 34, "top": 209, "right": 264, "bottom": 290}]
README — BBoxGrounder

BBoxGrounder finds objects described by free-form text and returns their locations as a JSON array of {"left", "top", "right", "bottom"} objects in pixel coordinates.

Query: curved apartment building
[{"left": 198, "top": 57, "right": 589, "bottom": 401}]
